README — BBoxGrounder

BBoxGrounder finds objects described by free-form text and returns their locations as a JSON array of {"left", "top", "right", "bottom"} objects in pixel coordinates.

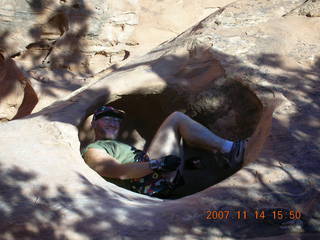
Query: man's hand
[{"left": 149, "top": 155, "right": 181, "bottom": 172}]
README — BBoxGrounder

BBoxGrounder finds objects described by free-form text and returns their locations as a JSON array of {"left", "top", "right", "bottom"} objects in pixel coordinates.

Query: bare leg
[
  {"left": 147, "top": 111, "right": 230, "bottom": 181},
  {"left": 147, "top": 112, "right": 183, "bottom": 181}
]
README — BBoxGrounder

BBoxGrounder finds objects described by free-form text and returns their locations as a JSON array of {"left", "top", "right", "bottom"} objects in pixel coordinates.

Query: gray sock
[{"left": 221, "top": 140, "right": 233, "bottom": 153}]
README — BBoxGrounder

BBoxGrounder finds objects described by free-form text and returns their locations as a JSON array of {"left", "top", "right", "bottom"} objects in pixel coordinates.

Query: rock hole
[{"left": 79, "top": 78, "right": 263, "bottom": 198}]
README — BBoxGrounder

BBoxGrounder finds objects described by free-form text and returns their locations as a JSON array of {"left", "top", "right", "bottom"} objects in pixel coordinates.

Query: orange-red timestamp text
[{"left": 206, "top": 209, "right": 301, "bottom": 220}]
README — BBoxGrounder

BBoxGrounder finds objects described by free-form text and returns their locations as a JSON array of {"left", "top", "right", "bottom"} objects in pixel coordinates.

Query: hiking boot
[{"left": 219, "top": 139, "right": 247, "bottom": 169}]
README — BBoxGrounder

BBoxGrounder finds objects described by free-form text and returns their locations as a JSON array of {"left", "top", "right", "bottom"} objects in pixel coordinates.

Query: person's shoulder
[
  {"left": 112, "top": 140, "right": 134, "bottom": 149},
  {"left": 87, "top": 140, "right": 105, "bottom": 148},
  {"left": 91, "top": 139, "right": 119, "bottom": 146},
  {"left": 81, "top": 140, "right": 106, "bottom": 156}
]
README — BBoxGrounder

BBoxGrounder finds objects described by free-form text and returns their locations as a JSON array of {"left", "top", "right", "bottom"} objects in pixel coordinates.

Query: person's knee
[
  {"left": 165, "top": 111, "right": 189, "bottom": 132},
  {"left": 161, "top": 111, "right": 188, "bottom": 133},
  {"left": 168, "top": 111, "right": 186, "bottom": 121}
]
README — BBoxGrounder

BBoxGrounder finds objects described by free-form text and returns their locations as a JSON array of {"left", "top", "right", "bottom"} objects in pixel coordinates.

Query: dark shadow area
[
  {"left": 0, "top": 53, "right": 25, "bottom": 101},
  {"left": 26, "top": 0, "right": 92, "bottom": 73},
  {"left": 0, "top": 30, "right": 10, "bottom": 54}
]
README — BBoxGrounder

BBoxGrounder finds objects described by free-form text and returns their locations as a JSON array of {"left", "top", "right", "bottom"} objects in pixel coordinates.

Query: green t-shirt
[{"left": 82, "top": 140, "right": 145, "bottom": 190}]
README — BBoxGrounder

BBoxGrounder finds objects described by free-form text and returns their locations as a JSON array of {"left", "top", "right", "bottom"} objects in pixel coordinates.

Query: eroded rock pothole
[{"left": 79, "top": 77, "right": 263, "bottom": 198}]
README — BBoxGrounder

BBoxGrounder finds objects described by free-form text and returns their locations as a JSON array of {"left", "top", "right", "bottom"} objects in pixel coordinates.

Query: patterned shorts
[{"left": 129, "top": 150, "right": 184, "bottom": 198}]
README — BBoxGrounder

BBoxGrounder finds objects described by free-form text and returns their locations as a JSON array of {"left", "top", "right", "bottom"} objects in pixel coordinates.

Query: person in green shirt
[{"left": 82, "top": 105, "right": 246, "bottom": 198}]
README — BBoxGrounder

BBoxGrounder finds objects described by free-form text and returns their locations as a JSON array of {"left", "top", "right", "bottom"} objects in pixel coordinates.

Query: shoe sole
[{"left": 229, "top": 140, "right": 247, "bottom": 168}]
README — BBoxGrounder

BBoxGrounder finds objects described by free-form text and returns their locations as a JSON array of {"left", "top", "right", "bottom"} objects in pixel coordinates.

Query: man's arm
[{"left": 83, "top": 148, "right": 153, "bottom": 180}]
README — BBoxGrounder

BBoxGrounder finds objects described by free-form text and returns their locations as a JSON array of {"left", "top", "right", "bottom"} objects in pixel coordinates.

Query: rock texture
[
  {"left": 0, "top": 53, "right": 38, "bottom": 121},
  {"left": 130, "top": 0, "right": 235, "bottom": 57},
  {"left": 285, "top": 0, "right": 320, "bottom": 17},
  {"left": 0, "top": 0, "right": 319, "bottom": 239},
  {"left": 0, "top": 0, "right": 237, "bottom": 116},
  {"left": 0, "top": 0, "right": 138, "bottom": 68},
  {"left": 0, "top": 0, "right": 139, "bottom": 114}
]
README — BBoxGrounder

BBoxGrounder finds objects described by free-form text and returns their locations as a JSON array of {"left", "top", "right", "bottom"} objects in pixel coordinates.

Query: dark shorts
[{"left": 130, "top": 151, "right": 184, "bottom": 198}]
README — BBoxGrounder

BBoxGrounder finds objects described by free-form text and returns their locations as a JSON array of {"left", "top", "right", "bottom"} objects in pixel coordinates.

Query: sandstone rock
[
  {"left": 0, "top": 53, "right": 37, "bottom": 121},
  {"left": 0, "top": 0, "right": 237, "bottom": 117},
  {"left": 0, "top": 0, "right": 140, "bottom": 116},
  {"left": 0, "top": 0, "right": 319, "bottom": 239},
  {"left": 0, "top": 0, "right": 138, "bottom": 73},
  {"left": 285, "top": 0, "right": 320, "bottom": 17},
  {"left": 130, "top": 0, "right": 235, "bottom": 57}
]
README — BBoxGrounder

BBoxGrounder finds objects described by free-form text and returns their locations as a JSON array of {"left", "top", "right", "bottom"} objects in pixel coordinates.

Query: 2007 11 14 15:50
[{"left": 206, "top": 209, "right": 301, "bottom": 220}]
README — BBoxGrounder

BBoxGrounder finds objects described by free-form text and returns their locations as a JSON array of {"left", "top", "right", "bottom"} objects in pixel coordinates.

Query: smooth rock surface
[{"left": 130, "top": 0, "right": 235, "bottom": 57}]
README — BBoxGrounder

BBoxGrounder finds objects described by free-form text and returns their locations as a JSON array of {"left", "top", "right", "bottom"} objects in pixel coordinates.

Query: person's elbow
[
  {"left": 83, "top": 149, "right": 127, "bottom": 179},
  {"left": 94, "top": 161, "right": 127, "bottom": 179}
]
